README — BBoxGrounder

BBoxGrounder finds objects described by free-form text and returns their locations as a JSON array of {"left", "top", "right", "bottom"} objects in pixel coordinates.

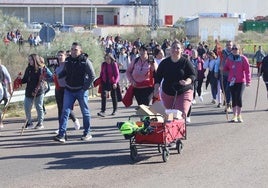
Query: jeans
[
  {"left": 59, "top": 89, "right": 90, "bottom": 137},
  {"left": 210, "top": 75, "right": 218, "bottom": 100},
  {"left": 24, "top": 94, "right": 44, "bottom": 124}
]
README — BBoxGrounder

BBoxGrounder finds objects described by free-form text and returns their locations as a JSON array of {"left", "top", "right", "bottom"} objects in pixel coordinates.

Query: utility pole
[
  {"left": 149, "top": 0, "right": 159, "bottom": 30},
  {"left": 90, "top": 0, "right": 93, "bottom": 30}
]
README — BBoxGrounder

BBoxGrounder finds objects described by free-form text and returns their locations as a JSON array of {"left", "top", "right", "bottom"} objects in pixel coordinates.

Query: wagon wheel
[
  {"left": 130, "top": 145, "right": 138, "bottom": 161},
  {"left": 162, "top": 147, "right": 170, "bottom": 162},
  {"left": 176, "top": 140, "right": 183, "bottom": 154}
]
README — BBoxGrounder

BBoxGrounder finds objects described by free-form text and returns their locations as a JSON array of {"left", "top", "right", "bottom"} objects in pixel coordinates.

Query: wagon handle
[{"left": 128, "top": 114, "right": 164, "bottom": 121}]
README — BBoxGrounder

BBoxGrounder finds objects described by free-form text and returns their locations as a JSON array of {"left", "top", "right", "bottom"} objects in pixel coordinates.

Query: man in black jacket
[{"left": 54, "top": 42, "right": 95, "bottom": 143}]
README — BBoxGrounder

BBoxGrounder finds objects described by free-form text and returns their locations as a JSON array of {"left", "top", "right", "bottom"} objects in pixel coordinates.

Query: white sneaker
[
  {"left": 199, "top": 96, "right": 204, "bottom": 102},
  {"left": 74, "top": 119, "right": 81, "bottom": 130},
  {"left": 186, "top": 117, "right": 191, "bottom": 123},
  {"left": 192, "top": 99, "right": 196, "bottom": 104},
  {"left": 0, "top": 123, "right": 4, "bottom": 129},
  {"left": 81, "top": 134, "right": 92, "bottom": 141},
  {"left": 54, "top": 129, "right": 59, "bottom": 134}
]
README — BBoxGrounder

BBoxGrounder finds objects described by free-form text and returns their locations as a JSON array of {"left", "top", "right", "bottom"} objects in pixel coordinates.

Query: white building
[{"left": 186, "top": 15, "right": 239, "bottom": 41}]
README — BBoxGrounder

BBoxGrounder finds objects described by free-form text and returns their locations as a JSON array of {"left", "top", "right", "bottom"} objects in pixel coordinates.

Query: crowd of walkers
[
  {"left": 95, "top": 35, "right": 267, "bottom": 124},
  {"left": 3, "top": 30, "right": 42, "bottom": 47},
  {"left": 0, "top": 34, "right": 267, "bottom": 143}
]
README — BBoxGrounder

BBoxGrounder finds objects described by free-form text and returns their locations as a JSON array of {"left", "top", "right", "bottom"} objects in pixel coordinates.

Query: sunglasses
[{"left": 232, "top": 47, "right": 238, "bottom": 50}]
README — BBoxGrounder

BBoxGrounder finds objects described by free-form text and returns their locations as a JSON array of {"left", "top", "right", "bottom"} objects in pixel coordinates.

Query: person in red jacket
[{"left": 224, "top": 44, "right": 251, "bottom": 123}]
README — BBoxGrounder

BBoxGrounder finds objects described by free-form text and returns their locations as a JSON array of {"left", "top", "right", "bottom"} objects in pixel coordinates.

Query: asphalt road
[{"left": 1, "top": 72, "right": 268, "bottom": 188}]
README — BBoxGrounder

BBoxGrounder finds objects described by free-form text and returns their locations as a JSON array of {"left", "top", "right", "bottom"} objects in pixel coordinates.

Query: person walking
[
  {"left": 53, "top": 50, "right": 81, "bottom": 134},
  {"left": 53, "top": 42, "right": 95, "bottom": 143},
  {"left": 117, "top": 47, "right": 130, "bottom": 93},
  {"left": 153, "top": 39, "right": 196, "bottom": 119},
  {"left": 20, "top": 54, "right": 53, "bottom": 129},
  {"left": 129, "top": 47, "right": 139, "bottom": 63},
  {"left": 214, "top": 56, "right": 223, "bottom": 108},
  {"left": 0, "top": 59, "right": 13, "bottom": 129},
  {"left": 259, "top": 54, "right": 268, "bottom": 107},
  {"left": 252, "top": 45, "right": 265, "bottom": 74},
  {"left": 154, "top": 48, "right": 165, "bottom": 65},
  {"left": 190, "top": 49, "right": 206, "bottom": 103},
  {"left": 97, "top": 53, "right": 120, "bottom": 117},
  {"left": 220, "top": 40, "right": 233, "bottom": 112},
  {"left": 204, "top": 51, "right": 220, "bottom": 105},
  {"left": 126, "top": 45, "right": 158, "bottom": 106},
  {"left": 224, "top": 44, "right": 251, "bottom": 123}
]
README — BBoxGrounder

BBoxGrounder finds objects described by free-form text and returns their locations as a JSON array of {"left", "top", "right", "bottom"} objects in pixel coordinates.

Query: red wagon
[{"left": 128, "top": 116, "right": 186, "bottom": 162}]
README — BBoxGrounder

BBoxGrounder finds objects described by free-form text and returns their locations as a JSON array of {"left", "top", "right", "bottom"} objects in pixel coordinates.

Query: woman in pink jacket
[
  {"left": 224, "top": 44, "right": 251, "bottom": 123},
  {"left": 97, "top": 53, "right": 120, "bottom": 117}
]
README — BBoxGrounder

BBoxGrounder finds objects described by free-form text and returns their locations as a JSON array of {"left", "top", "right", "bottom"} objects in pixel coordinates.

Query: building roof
[{"left": 0, "top": 0, "right": 150, "bottom": 5}]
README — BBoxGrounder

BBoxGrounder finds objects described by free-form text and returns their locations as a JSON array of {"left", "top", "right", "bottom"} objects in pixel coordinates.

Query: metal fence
[{"left": 8, "top": 85, "right": 98, "bottom": 103}]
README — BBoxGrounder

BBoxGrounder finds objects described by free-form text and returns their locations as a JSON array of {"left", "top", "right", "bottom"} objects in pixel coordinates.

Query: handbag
[
  {"left": 93, "top": 77, "right": 101, "bottom": 87},
  {"left": 40, "top": 80, "right": 48, "bottom": 92},
  {"left": 53, "top": 74, "right": 60, "bottom": 90},
  {"left": 116, "top": 84, "right": 122, "bottom": 102},
  {"left": 122, "top": 85, "right": 134, "bottom": 107}
]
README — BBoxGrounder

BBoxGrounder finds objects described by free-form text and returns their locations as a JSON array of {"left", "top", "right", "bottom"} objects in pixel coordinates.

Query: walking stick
[
  {"left": 20, "top": 119, "right": 28, "bottom": 136},
  {"left": 254, "top": 75, "right": 260, "bottom": 110}
]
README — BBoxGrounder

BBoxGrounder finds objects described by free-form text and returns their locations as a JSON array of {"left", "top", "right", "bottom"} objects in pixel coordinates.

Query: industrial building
[{"left": 1, "top": 0, "right": 267, "bottom": 39}]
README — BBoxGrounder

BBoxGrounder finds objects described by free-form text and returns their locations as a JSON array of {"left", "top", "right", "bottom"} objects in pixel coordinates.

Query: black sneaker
[
  {"left": 111, "top": 110, "right": 116, "bottom": 115},
  {"left": 217, "top": 103, "right": 222, "bottom": 108},
  {"left": 97, "top": 111, "right": 105, "bottom": 117},
  {"left": 24, "top": 122, "right": 34, "bottom": 129},
  {"left": 35, "top": 123, "right": 44, "bottom": 129},
  {"left": 53, "top": 134, "right": 66, "bottom": 143}
]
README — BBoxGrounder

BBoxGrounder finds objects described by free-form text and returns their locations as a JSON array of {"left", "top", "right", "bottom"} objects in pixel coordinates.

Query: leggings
[
  {"left": 229, "top": 83, "right": 245, "bottom": 107},
  {"left": 196, "top": 78, "right": 204, "bottom": 97},
  {"left": 133, "top": 87, "right": 154, "bottom": 106}
]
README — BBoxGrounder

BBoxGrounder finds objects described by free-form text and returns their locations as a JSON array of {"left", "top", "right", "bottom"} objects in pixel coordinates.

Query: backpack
[
  {"left": 131, "top": 57, "right": 155, "bottom": 87},
  {"left": 0, "top": 65, "right": 8, "bottom": 105}
]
